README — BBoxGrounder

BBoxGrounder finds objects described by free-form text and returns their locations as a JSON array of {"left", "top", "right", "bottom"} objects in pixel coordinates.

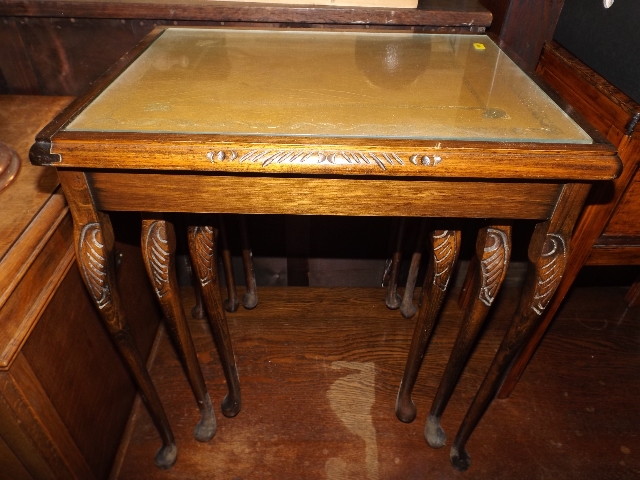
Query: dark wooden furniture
[
  {"left": 499, "top": 41, "right": 640, "bottom": 398},
  {"left": 30, "top": 27, "right": 619, "bottom": 471},
  {"left": 0, "top": 0, "right": 491, "bottom": 97},
  {"left": 477, "top": 0, "right": 564, "bottom": 70},
  {"left": 0, "top": 95, "right": 162, "bottom": 479}
]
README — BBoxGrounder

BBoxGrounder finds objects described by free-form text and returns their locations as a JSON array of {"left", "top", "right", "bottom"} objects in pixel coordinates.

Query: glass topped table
[
  {"left": 31, "top": 27, "right": 620, "bottom": 472},
  {"left": 66, "top": 29, "right": 590, "bottom": 144}
]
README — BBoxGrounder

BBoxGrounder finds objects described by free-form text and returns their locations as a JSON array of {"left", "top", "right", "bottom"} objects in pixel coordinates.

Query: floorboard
[{"left": 114, "top": 286, "right": 640, "bottom": 479}]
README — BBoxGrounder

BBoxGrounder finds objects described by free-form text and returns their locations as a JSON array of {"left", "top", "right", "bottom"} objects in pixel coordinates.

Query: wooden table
[{"left": 30, "top": 27, "right": 620, "bottom": 472}]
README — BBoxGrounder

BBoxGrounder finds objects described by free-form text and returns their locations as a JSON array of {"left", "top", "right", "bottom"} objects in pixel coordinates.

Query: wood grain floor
[{"left": 113, "top": 286, "right": 640, "bottom": 479}]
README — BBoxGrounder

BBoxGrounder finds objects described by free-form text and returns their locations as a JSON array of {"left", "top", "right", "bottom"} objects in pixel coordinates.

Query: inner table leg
[
  {"left": 142, "top": 217, "right": 216, "bottom": 443},
  {"left": 386, "top": 218, "right": 406, "bottom": 310},
  {"left": 396, "top": 229, "right": 461, "bottom": 423},
  {"left": 191, "top": 274, "right": 206, "bottom": 320},
  {"left": 425, "top": 225, "right": 511, "bottom": 449},
  {"left": 458, "top": 256, "right": 477, "bottom": 310},
  {"left": 239, "top": 216, "right": 258, "bottom": 310},
  {"left": 58, "top": 170, "right": 177, "bottom": 469},
  {"left": 400, "top": 218, "right": 427, "bottom": 319},
  {"left": 219, "top": 214, "right": 239, "bottom": 313},
  {"left": 449, "top": 183, "right": 590, "bottom": 472},
  {"left": 188, "top": 225, "right": 242, "bottom": 417}
]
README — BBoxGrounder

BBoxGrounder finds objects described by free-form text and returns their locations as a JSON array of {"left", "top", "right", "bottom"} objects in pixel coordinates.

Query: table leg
[
  {"left": 188, "top": 225, "right": 242, "bottom": 417},
  {"left": 458, "top": 256, "right": 477, "bottom": 310},
  {"left": 141, "top": 218, "right": 217, "bottom": 443},
  {"left": 396, "top": 229, "right": 461, "bottom": 423},
  {"left": 449, "top": 184, "right": 590, "bottom": 471},
  {"left": 218, "top": 214, "right": 240, "bottom": 313},
  {"left": 57, "top": 170, "right": 177, "bottom": 469},
  {"left": 425, "top": 225, "right": 511, "bottom": 449},
  {"left": 239, "top": 216, "right": 258, "bottom": 310},
  {"left": 386, "top": 218, "right": 406, "bottom": 310},
  {"left": 191, "top": 275, "right": 206, "bottom": 320},
  {"left": 400, "top": 219, "right": 427, "bottom": 319}
]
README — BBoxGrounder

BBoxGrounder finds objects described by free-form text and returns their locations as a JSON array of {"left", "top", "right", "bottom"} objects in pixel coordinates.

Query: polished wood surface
[
  {"left": 0, "top": 0, "right": 492, "bottom": 25},
  {"left": 535, "top": 42, "right": 640, "bottom": 138},
  {"left": 0, "top": 95, "right": 72, "bottom": 259},
  {"left": 601, "top": 171, "right": 640, "bottom": 237},
  {"left": 499, "top": 42, "right": 640, "bottom": 399},
  {"left": 114, "top": 285, "right": 640, "bottom": 479},
  {"left": 1, "top": 353, "right": 94, "bottom": 479},
  {"left": 21, "top": 238, "right": 163, "bottom": 478},
  {"left": 0, "top": 19, "right": 40, "bottom": 94},
  {"left": 0, "top": 197, "right": 74, "bottom": 368},
  {"left": 86, "top": 173, "right": 565, "bottom": 218},
  {"left": 586, "top": 244, "right": 640, "bottom": 266}
]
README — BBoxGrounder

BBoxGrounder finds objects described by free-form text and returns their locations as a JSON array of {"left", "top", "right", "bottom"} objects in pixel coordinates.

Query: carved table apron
[{"left": 30, "top": 27, "right": 621, "bottom": 471}]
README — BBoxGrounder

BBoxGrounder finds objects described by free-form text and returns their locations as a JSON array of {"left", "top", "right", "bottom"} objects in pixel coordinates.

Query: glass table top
[{"left": 66, "top": 28, "right": 591, "bottom": 144}]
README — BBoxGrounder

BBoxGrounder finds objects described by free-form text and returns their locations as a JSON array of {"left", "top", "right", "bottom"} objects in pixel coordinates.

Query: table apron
[{"left": 86, "top": 171, "right": 562, "bottom": 219}]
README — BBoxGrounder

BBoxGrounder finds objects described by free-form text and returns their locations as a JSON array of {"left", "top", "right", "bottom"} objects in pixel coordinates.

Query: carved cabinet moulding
[{"left": 206, "top": 149, "right": 443, "bottom": 171}]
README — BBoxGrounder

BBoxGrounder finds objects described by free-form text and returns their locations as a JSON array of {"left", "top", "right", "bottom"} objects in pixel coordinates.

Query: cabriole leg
[
  {"left": 191, "top": 275, "right": 206, "bottom": 320},
  {"left": 141, "top": 217, "right": 216, "bottom": 443},
  {"left": 449, "top": 184, "right": 590, "bottom": 472},
  {"left": 188, "top": 225, "right": 242, "bottom": 417},
  {"left": 386, "top": 218, "right": 406, "bottom": 309},
  {"left": 219, "top": 214, "right": 240, "bottom": 312},
  {"left": 58, "top": 170, "right": 177, "bottom": 469},
  {"left": 396, "top": 229, "right": 461, "bottom": 423},
  {"left": 400, "top": 219, "right": 427, "bottom": 319},
  {"left": 239, "top": 216, "right": 258, "bottom": 310},
  {"left": 425, "top": 225, "right": 511, "bottom": 449}
]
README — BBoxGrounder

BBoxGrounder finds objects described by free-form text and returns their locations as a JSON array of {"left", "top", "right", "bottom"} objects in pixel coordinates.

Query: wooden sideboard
[
  {"left": 499, "top": 42, "right": 640, "bottom": 398},
  {"left": 0, "top": 95, "right": 162, "bottom": 479},
  {"left": 0, "top": 0, "right": 492, "bottom": 97}
]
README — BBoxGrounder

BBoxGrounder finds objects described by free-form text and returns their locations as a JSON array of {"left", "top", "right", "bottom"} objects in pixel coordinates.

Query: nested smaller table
[{"left": 31, "top": 27, "right": 620, "bottom": 471}]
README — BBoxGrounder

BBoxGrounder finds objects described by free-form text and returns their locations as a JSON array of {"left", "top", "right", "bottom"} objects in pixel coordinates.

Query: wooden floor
[{"left": 113, "top": 286, "right": 640, "bottom": 479}]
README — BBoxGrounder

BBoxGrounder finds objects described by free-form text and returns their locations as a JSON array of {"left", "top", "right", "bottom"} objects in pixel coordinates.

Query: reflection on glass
[
  {"left": 354, "top": 35, "right": 429, "bottom": 89},
  {"left": 66, "top": 29, "right": 591, "bottom": 144}
]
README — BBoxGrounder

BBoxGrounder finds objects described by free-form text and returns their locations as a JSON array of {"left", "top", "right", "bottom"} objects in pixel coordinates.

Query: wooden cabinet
[{"left": 0, "top": 96, "right": 162, "bottom": 479}]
